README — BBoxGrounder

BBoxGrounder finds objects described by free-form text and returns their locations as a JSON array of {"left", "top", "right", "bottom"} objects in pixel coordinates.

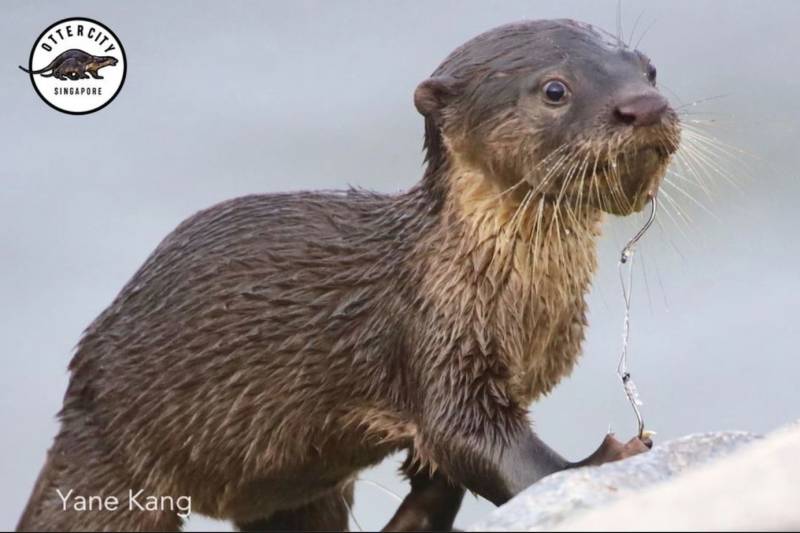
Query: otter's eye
[
  {"left": 542, "top": 80, "right": 569, "bottom": 104},
  {"left": 646, "top": 64, "right": 657, "bottom": 85}
]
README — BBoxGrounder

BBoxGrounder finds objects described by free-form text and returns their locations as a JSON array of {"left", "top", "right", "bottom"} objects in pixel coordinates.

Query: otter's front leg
[
  {"left": 429, "top": 423, "right": 650, "bottom": 506},
  {"left": 382, "top": 452, "right": 465, "bottom": 532}
]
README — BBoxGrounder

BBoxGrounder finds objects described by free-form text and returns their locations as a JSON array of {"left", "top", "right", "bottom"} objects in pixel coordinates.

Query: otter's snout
[{"left": 613, "top": 92, "right": 669, "bottom": 127}]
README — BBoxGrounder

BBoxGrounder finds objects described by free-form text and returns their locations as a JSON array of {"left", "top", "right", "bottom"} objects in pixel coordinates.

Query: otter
[
  {"left": 17, "top": 19, "right": 680, "bottom": 532},
  {"left": 19, "top": 48, "right": 118, "bottom": 80}
]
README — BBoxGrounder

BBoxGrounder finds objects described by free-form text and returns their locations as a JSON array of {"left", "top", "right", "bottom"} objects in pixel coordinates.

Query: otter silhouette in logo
[{"left": 19, "top": 49, "right": 117, "bottom": 80}]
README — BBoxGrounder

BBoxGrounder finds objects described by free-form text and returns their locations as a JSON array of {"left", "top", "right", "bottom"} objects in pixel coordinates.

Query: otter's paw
[{"left": 583, "top": 433, "right": 652, "bottom": 466}]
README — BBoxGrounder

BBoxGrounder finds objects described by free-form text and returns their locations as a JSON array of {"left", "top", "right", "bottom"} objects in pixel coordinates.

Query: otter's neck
[
  {"left": 419, "top": 162, "right": 603, "bottom": 289},
  {"left": 411, "top": 163, "right": 603, "bottom": 403}
]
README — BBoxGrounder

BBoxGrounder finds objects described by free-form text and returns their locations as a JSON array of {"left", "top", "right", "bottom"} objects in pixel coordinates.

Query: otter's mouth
[
  {"left": 594, "top": 145, "right": 669, "bottom": 176},
  {"left": 560, "top": 144, "right": 672, "bottom": 215},
  {"left": 609, "top": 145, "right": 670, "bottom": 212}
]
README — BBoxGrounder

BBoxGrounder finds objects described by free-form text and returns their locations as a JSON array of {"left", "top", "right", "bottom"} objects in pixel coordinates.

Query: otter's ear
[{"left": 414, "top": 76, "right": 459, "bottom": 117}]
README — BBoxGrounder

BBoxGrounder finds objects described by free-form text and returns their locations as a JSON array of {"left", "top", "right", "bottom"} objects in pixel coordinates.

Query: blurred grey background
[{"left": 1, "top": 0, "right": 798, "bottom": 530}]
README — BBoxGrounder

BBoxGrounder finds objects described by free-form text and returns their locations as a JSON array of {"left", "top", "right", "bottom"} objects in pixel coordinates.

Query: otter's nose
[{"left": 613, "top": 92, "right": 668, "bottom": 127}]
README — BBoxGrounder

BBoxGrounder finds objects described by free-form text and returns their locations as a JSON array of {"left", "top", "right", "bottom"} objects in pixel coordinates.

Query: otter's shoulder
[{"left": 129, "top": 188, "right": 406, "bottom": 276}]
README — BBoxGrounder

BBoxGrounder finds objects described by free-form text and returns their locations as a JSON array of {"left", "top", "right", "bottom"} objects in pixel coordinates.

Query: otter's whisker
[
  {"left": 550, "top": 205, "right": 566, "bottom": 272},
  {"left": 527, "top": 144, "right": 572, "bottom": 189},
  {"left": 531, "top": 196, "right": 545, "bottom": 277},
  {"left": 673, "top": 149, "right": 715, "bottom": 200},
  {"left": 638, "top": 247, "right": 655, "bottom": 315},
  {"left": 681, "top": 127, "right": 751, "bottom": 189},
  {"left": 661, "top": 179, "right": 718, "bottom": 221},
  {"left": 678, "top": 142, "right": 735, "bottom": 200},
  {"left": 659, "top": 82, "right": 687, "bottom": 107},
  {"left": 356, "top": 478, "right": 403, "bottom": 503},
  {"left": 604, "top": 140, "right": 632, "bottom": 214},
  {"left": 580, "top": 146, "right": 597, "bottom": 220},
  {"left": 607, "top": 139, "right": 629, "bottom": 214},
  {"left": 627, "top": 8, "right": 646, "bottom": 49},
  {"left": 589, "top": 149, "right": 604, "bottom": 214},
  {"left": 681, "top": 122, "right": 753, "bottom": 157},
  {"left": 633, "top": 17, "right": 658, "bottom": 50},
  {"left": 486, "top": 143, "right": 571, "bottom": 203},
  {"left": 521, "top": 150, "right": 571, "bottom": 204},
  {"left": 341, "top": 493, "right": 362, "bottom": 532},
  {"left": 554, "top": 154, "right": 581, "bottom": 208},
  {"left": 677, "top": 113, "right": 728, "bottom": 123},
  {"left": 513, "top": 190, "right": 536, "bottom": 238},
  {"left": 574, "top": 151, "right": 592, "bottom": 221},
  {"left": 652, "top": 211, "right": 688, "bottom": 261},
  {"left": 665, "top": 169, "right": 713, "bottom": 201},
  {"left": 658, "top": 186, "right": 694, "bottom": 223},
  {"left": 562, "top": 199, "right": 595, "bottom": 277},
  {"left": 651, "top": 245, "right": 673, "bottom": 310},
  {"left": 674, "top": 94, "right": 730, "bottom": 112},
  {"left": 657, "top": 188, "right": 695, "bottom": 243}
]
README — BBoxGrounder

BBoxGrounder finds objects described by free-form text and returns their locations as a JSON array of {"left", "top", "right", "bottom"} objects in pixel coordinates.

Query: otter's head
[
  {"left": 96, "top": 56, "right": 118, "bottom": 68},
  {"left": 416, "top": 19, "right": 681, "bottom": 215}
]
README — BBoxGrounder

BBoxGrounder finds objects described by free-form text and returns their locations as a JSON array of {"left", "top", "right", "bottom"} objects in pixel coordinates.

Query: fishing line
[{"left": 617, "top": 194, "right": 657, "bottom": 439}]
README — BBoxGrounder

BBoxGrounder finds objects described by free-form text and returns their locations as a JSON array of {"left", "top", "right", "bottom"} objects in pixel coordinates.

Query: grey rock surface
[
  {"left": 471, "top": 431, "right": 761, "bottom": 531},
  {"left": 558, "top": 422, "right": 800, "bottom": 531}
]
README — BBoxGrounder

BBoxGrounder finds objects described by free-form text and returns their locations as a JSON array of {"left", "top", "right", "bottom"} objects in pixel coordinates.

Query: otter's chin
[
  {"left": 600, "top": 147, "right": 669, "bottom": 216},
  {"left": 601, "top": 189, "right": 655, "bottom": 216}
]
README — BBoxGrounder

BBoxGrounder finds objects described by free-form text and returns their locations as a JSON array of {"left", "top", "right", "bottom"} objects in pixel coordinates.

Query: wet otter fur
[{"left": 18, "top": 19, "right": 680, "bottom": 532}]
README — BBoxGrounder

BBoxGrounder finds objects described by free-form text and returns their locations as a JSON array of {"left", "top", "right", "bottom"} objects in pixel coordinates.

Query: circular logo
[{"left": 20, "top": 18, "right": 126, "bottom": 115}]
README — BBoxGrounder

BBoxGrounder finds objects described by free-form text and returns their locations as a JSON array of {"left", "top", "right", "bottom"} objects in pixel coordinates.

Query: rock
[
  {"left": 471, "top": 429, "right": 774, "bottom": 531},
  {"left": 558, "top": 422, "right": 800, "bottom": 531}
]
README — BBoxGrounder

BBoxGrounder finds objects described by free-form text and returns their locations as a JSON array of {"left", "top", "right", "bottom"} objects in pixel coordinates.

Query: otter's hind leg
[
  {"left": 235, "top": 483, "right": 354, "bottom": 532},
  {"left": 17, "top": 410, "right": 183, "bottom": 532}
]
